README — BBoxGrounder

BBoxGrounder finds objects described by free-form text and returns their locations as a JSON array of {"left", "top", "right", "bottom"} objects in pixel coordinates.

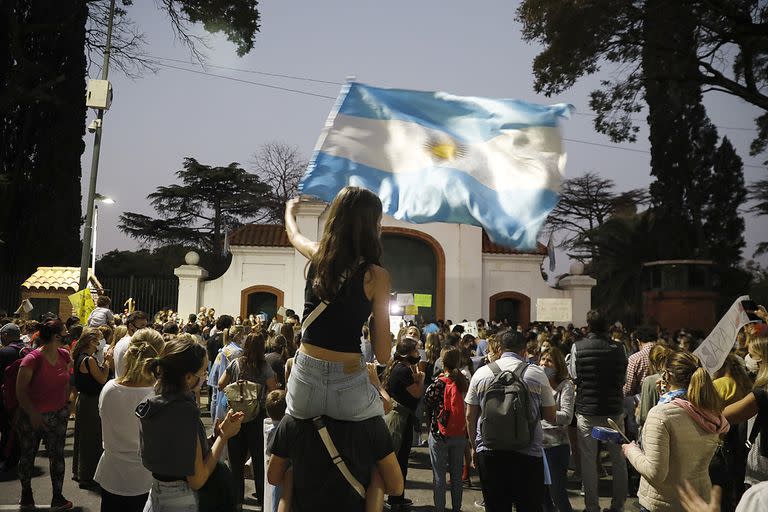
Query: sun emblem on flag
[{"left": 425, "top": 136, "right": 466, "bottom": 163}]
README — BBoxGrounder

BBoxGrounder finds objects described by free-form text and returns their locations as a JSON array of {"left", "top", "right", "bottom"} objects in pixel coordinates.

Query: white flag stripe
[{"left": 320, "top": 114, "right": 565, "bottom": 193}]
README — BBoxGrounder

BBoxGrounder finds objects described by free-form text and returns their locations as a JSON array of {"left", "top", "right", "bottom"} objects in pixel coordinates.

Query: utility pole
[{"left": 78, "top": 0, "right": 116, "bottom": 290}]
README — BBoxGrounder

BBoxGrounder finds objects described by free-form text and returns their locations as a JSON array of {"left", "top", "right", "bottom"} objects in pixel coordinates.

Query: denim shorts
[
  {"left": 142, "top": 479, "right": 197, "bottom": 512},
  {"left": 286, "top": 350, "right": 384, "bottom": 421}
]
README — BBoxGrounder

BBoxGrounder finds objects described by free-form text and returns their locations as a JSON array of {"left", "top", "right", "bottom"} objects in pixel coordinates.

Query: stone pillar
[
  {"left": 174, "top": 251, "right": 208, "bottom": 317},
  {"left": 559, "top": 263, "right": 596, "bottom": 326},
  {"left": 457, "top": 225, "right": 483, "bottom": 321}
]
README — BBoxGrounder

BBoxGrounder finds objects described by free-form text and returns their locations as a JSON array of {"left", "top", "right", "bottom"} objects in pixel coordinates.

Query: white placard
[
  {"left": 458, "top": 321, "right": 478, "bottom": 337},
  {"left": 389, "top": 316, "right": 403, "bottom": 337},
  {"left": 396, "top": 293, "right": 415, "bottom": 306},
  {"left": 536, "top": 298, "right": 573, "bottom": 323},
  {"left": 277, "top": 306, "right": 287, "bottom": 317},
  {"left": 694, "top": 295, "right": 752, "bottom": 376}
]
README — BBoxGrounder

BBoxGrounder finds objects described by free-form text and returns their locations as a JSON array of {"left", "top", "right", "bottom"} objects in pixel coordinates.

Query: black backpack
[{"left": 479, "top": 361, "right": 536, "bottom": 451}]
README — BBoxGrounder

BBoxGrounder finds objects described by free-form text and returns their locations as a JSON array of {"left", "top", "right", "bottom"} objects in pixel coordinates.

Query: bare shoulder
[{"left": 365, "top": 264, "right": 390, "bottom": 284}]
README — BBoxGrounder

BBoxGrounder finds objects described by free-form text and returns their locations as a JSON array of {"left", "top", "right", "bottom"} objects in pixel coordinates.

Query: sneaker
[
  {"left": 50, "top": 495, "right": 73, "bottom": 511},
  {"left": 473, "top": 500, "right": 485, "bottom": 509},
  {"left": 19, "top": 489, "right": 34, "bottom": 510}
]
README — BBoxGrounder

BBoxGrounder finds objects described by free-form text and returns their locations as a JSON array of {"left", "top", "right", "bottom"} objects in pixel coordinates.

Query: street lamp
[{"left": 92, "top": 194, "right": 115, "bottom": 273}]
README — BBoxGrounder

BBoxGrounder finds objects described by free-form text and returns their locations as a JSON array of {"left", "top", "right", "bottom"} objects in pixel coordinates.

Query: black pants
[
  {"left": 388, "top": 414, "right": 415, "bottom": 504},
  {"left": 477, "top": 449, "right": 545, "bottom": 512},
  {"left": 100, "top": 488, "right": 148, "bottom": 512},
  {"left": 227, "top": 415, "right": 265, "bottom": 503}
]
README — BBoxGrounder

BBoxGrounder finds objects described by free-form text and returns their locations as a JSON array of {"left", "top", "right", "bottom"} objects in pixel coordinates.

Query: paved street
[{"left": 0, "top": 408, "right": 639, "bottom": 511}]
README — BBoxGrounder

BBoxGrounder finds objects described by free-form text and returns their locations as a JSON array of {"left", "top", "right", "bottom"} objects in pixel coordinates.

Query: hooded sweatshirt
[
  {"left": 135, "top": 391, "right": 209, "bottom": 479},
  {"left": 671, "top": 397, "right": 730, "bottom": 434}
]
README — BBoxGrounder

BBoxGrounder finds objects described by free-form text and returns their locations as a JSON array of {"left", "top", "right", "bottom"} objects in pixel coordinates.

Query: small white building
[{"left": 175, "top": 201, "right": 595, "bottom": 326}]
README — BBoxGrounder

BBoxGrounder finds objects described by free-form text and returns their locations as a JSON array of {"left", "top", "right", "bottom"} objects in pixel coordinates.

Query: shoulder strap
[
  {"left": 513, "top": 362, "right": 529, "bottom": 379},
  {"left": 313, "top": 416, "right": 366, "bottom": 499},
  {"left": 302, "top": 261, "right": 360, "bottom": 333},
  {"left": 488, "top": 361, "right": 501, "bottom": 376}
]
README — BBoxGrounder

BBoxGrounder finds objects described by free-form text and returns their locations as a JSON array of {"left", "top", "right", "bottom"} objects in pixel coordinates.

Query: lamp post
[
  {"left": 78, "top": 0, "right": 116, "bottom": 290},
  {"left": 92, "top": 194, "right": 115, "bottom": 272}
]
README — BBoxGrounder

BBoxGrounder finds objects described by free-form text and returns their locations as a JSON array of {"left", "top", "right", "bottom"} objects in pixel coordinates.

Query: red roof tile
[
  {"left": 228, "top": 224, "right": 291, "bottom": 247},
  {"left": 481, "top": 230, "right": 548, "bottom": 255}
]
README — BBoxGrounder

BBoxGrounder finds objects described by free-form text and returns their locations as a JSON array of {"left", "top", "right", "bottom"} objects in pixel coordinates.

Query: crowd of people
[{"left": 0, "top": 187, "right": 767, "bottom": 512}]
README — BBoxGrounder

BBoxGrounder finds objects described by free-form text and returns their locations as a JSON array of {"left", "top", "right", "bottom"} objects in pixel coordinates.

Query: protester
[
  {"left": 88, "top": 296, "right": 115, "bottom": 328},
  {"left": 136, "top": 336, "right": 244, "bottom": 512},
  {"left": 71, "top": 327, "right": 111, "bottom": 488},
  {"left": 95, "top": 328, "right": 164, "bottom": 512},
  {"left": 113, "top": 311, "right": 149, "bottom": 378},
  {"left": 637, "top": 344, "right": 674, "bottom": 428},
  {"left": 424, "top": 347, "right": 468, "bottom": 512},
  {"left": 264, "top": 390, "right": 287, "bottom": 512},
  {"left": 266, "top": 334, "right": 289, "bottom": 389},
  {"left": 15, "top": 318, "right": 73, "bottom": 511},
  {"left": 283, "top": 189, "right": 392, "bottom": 422},
  {"left": 623, "top": 351, "right": 728, "bottom": 512},
  {"left": 569, "top": 309, "right": 629, "bottom": 512},
  {"left": 381, "top": 337, "right": 425, "bottom": 509},
  {"left": 465, "top": 330, "right": 556, "bottom": 512},
  {"left": 217, "top": 330, "right": 278, "bottom": 506},
  {"left": 540, "top": 347, "right": 575, "bottom": 512},
  {"left": 0, "top": 321, "right": 28, "bottom": 472}
]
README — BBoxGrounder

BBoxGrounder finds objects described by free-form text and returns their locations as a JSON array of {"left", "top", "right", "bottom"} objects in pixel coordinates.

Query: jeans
[
  {"left": 544, "top": 444, "right": 573, "bottom": 512},
  {"left": 143, "top": 479, "right": 197, "bottom": 512},
  {"left": 428, "top": 433, "right": 466, "bottom": 512},
  {"left": 286, "top": 350, "right": 384, "bottom": 421},
  {"left": 477, "top": 449, "right": 545, "bottom": 512},
  {"left": 577, "top": 414, "right": 627, "bottom": 512}
]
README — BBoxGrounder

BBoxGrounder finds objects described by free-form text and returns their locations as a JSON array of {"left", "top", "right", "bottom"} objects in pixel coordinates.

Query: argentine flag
[{"left": 300, "top": 82, "right": 572, "bottom": 250}]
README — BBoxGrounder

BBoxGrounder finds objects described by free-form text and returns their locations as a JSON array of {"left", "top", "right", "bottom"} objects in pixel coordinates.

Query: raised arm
[{"left": 285, "top": 198, "right": 319, "bottom": 260}]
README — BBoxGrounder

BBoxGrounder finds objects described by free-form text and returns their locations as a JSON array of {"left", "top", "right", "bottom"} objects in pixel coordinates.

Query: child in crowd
[{"left": 265, "top": 390, "right": 288, "bottom": 512}]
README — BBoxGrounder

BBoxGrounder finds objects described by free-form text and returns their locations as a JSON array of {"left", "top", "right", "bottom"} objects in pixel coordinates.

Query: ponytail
[
  {"left": 441, "top": 347, "right": 468, "bottom": 393},
  {"left": 688, "top": 366, "right": 723, "bottom": 414},
  {"left": 222, "top": 327, "right": 230, "bottom": 346}
]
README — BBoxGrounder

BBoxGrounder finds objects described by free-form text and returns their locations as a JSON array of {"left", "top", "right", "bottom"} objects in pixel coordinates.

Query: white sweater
[{"left": 626, "top": 402, "right": 720, "bottom": 512}]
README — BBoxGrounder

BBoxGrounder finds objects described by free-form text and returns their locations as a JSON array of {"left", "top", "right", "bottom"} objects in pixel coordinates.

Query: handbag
[
  {"left": 313, "top": 416, "right": 366, "bottom": 499},
  {"left": 223, "top": 359, "right": 263, "bottom": 423}
]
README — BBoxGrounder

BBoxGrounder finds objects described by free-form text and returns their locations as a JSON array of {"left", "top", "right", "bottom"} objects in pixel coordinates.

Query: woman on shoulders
[
  {"left": 283, "top": 188, "right": 391, "bottom": 421},
  {"left": 95, "top": 328, "right": 164, "bottom": 512}
]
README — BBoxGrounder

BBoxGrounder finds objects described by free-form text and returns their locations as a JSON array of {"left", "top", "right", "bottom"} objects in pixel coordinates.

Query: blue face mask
[{"left": 543, "top": 367, "right": 557, "bottom": 379}]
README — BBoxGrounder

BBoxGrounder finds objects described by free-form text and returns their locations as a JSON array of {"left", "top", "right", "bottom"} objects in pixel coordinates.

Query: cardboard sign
[
  {"left": 277, "top": 306, "right": 287, "bottom": 317},
  {"left": 68, "top": 289, "right": 95, "bottom": 322},
  {"left": 695, "top": 295, "right": 752, "bottom": 376},
  {"left": 536, "top": 298, "right": 573, "bottom": 323},
  {"left": 414, "top": 294, "right": 432, "bottom": 308},
  {"left": 458, "top": 321, "right": 478, "bottom": 337},
  {"left": 404, "top": 305, "right": 419, "bottom": 315},
  {"left": 396, "top": 293, "right": 414, "bottom": 306}
]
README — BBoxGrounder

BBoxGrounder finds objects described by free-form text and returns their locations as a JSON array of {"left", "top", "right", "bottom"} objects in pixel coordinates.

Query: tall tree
[
  {"left": 118, "top": 158, "right": 271, "bottom": 258},
  {"left": 0, "top": 1, "right": 262, "bottom": 276},
  {"left": 749, "top": 171, "right": 768, "bottom": 256},
  {"left": 250, "top": 142, "right": 307, "bottom": 223},
  {"left": 0, "top": 1, "right": 88, "bottom": 276},
  {"left": 545, "top": 172, "right": 648, "bottom": 261},
  {"left": 703, "top": 137, "right": 748, "bottom": 268},
  {"left": 516, "top": 0, "right": 768, "bottom": 150}
]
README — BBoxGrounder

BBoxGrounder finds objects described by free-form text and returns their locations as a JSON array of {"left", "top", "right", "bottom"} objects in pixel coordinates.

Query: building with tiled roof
[
  {"left": 20, "top": 267, "right": 102, "bottom": 319},
  {"left": 175, "top": 202, "right": 594, "bottom": 326}
]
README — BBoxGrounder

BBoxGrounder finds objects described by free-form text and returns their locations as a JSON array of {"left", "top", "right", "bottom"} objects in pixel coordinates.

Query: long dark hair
[
  {"left": 441, "top": 347, "right": 469, "bottom": 393},
  {"left": 239, "top": 331, "right": 267, "bottom": 378},
  {"left": 147, "top": 336, "right": 207, "bottom": 395},
  {"left": 311, "top": 187, "right": 383, "bottom": 302},
  {"left": 382, "top": 337, "right": 418, "bottom": 389}
]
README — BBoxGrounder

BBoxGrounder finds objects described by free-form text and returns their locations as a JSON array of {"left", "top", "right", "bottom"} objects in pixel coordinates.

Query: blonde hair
[
  {"left": 71, "top": 327, "right": 102, "bottom": 361},
  {"left": 425, "top": 333, "right": 441, "bottom": 364},
  {"left": 112, "top": 325, "right": 128, "bottom": 347},
  {"left": 649, "top": 344, "right": 673, "bottom": 374},
  {"left": 666, "top": 351, "right": 723, "bottom": 414},
  {"left": 750, "top": 336, "right": 768, "bottom": 389},
  {"left": 119, "top": 328, "right": 164, "bottom": 385}
]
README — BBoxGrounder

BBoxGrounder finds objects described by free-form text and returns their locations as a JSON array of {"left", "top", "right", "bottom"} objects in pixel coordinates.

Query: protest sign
[
  {"left": 68, "top": 289, "right": 95, "bottom": 322},
  {"left": 458, "top": 321, "right": 478, "bottom": 337},
  {"left": 405, "top": 305, "right": 419, "bottom": 315},
  {"left": 694, "top": 295, "right": 752, "bottom": 376},
  {"left": 389, "top": 316, "right": 403, "bottom": 337},
  {"left": 536, "top": 298, "right": 572, "bottom": 323},
  {"left": 396, "top": 293, "right": 415, "bottom": 306},
  {"left": 414, "top": 294, "right": 432, "bottom": 308}
]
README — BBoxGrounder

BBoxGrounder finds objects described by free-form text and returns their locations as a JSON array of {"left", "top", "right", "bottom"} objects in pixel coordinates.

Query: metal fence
[
  {"left": 99, "top": 276, "right": 178, "bottom": 317},
  {"left": 0, "top": 273, "right": 178, "bottom": 318}
]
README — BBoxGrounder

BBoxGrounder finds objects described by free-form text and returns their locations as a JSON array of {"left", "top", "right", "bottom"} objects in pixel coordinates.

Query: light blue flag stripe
[
  {"left": 339, "top": 82, "right": 572, "bottom": 143},
  {"left": 303, "top": 153, "right": 559, "bottom": 250}
]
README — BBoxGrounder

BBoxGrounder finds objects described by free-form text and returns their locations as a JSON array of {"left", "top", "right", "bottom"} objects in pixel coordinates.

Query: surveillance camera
[{"left": 87, "top": 119, "right": 101, "bottom": 133}]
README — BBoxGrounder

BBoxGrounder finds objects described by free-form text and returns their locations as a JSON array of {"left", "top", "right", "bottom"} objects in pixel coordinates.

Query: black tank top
[
  {"left": 74, "top": 353, "right": 105, "bottom": 397},
  {"left": 302, "top": 263, "right": 372, "bottom": 353}
]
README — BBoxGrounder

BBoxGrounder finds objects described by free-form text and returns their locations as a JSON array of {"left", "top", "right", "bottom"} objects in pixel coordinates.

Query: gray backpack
[{"left": 479, "top": 361, "right": 536, "bottom": 451}]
